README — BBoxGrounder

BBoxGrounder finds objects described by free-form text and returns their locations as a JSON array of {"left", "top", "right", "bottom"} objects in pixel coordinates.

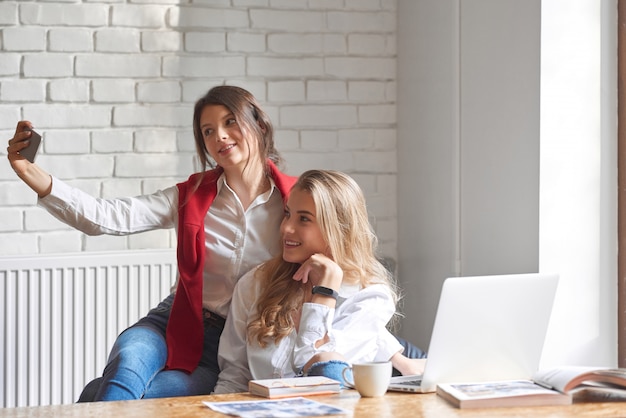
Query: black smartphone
[{"left": 20, "top": 130, "right": 42, "bottom": 163}]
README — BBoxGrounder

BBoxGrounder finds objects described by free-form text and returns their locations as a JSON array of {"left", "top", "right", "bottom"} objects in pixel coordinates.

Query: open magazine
[
  {"left": 437, "top": 366, "right": 626, "bottom": 409},
  {"left": 532, "top": 366, "right": 626, "bottom": 393},
  {"left": 533, "top": 366, "right": 626, "bottom": 402},
  {"left": 203, "top": 397, "right": 348, "bottom": 417}
]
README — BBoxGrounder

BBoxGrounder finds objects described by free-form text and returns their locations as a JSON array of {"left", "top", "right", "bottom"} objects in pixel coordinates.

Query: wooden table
[{"left": 1, "top": 390, "right": 625, "bottom": 417}]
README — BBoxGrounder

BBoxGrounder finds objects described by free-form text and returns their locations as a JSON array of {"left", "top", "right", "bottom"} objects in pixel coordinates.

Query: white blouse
[
  {"left": 38, "top": 174, "right": 285, "bottom": 317},
  {"left": 213, "top": 267, "right": 402, "bottom": 393}
]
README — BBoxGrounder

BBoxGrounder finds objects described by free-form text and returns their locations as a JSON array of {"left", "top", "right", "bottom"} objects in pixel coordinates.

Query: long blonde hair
[{"left": 247, "top": 169, "right": 398, "bottom": 347}]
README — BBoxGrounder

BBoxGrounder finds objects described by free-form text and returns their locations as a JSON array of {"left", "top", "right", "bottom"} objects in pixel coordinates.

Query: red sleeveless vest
[{"left": 165, "top": 161, "right": 296, "bottom": 372}]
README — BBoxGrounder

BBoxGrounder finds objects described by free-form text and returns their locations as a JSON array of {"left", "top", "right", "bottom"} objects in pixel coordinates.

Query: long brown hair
[
  {"left": 192, "top": 85, "right": 283, "bottom": 178},
  {"left": 247, "top": 170, "right": 398, "bottom": 347}
]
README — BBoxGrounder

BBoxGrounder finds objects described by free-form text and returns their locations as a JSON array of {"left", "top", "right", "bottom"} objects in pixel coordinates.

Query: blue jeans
[{"left": 94, "top": 293, "right": 223, "bottom": 401}]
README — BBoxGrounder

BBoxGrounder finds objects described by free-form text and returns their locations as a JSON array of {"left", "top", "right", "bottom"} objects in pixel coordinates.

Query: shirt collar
[{"left": 217, "top": 173, "right": 278, "bottom": 204}]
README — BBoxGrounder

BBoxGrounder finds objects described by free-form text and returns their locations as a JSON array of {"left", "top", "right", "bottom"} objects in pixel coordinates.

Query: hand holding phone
[{"left": 20, "top": 130, "right": 42, "bottom": 163}]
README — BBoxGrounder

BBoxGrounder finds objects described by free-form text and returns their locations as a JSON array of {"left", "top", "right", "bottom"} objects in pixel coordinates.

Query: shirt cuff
[
  {"left": 301, "top": 302, "right": 333, "bottom": 335},
  {"left": 375, "top": 333, "right": 404, "bottom": 362},
  {"left": 38, "top": 175, "right": 73, "bottom": 211}
]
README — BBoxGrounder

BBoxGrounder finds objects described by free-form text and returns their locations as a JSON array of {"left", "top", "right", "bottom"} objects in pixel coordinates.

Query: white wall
[
  {"left": 397, "top": 0, "right": 617, "bottom": 367},
  {"left": 397, "top": 0, "right": 541, "bottom": 351},
  {"left": 0, "top": 1, "right": 399, "bottom": 257},
  {"left": 396, "top": 0, "right": 462, "bottom": 351}
]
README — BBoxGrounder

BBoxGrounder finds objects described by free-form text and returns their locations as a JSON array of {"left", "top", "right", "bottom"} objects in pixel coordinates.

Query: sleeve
[
  {"left": 374, "top": 329, "right": 404, "bottom": 362},
  {"left": 292, "top": 284, "right": 396, "bottom": 370},
  {"left": 37, "top": 176, "right": 177, "bottom": 235},
  {"left": 213, "top": 269, "right": 259, "bottom": 394}
]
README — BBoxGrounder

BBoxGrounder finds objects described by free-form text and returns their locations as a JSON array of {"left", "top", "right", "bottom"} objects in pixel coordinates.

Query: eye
[
  {"left": 299, "top": 215, "right": 311, "bottom": 223},
  {"left": 203, "top": 128, "right": 213, "bottom": 138},
  {"left": 226, "top": 118, "right": 237, "bottom": 126},
  {"left": 283, "top": 209, "right": 290, "bottom": 219}
]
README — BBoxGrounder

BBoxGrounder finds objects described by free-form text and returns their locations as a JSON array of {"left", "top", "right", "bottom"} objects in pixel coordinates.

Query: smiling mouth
[
  {"left": 219, "top": 144, "right": 235, "bottom": 153},
  {"left": 284, "top": 240, "right": 301, "bottom": 248}
]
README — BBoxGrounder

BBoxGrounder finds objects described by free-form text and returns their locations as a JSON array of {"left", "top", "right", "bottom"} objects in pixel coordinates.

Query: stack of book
[{"left": 248, "top": 376, "right": 342, "bottom": 399}]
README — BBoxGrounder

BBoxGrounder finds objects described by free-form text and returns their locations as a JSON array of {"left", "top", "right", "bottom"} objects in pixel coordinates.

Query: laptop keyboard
[{"left": 398, "top": 379, "right": 422, "bottom": 386}]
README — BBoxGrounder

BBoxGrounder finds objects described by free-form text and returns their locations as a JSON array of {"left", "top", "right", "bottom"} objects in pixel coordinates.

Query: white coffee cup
[{"left": 342, "top": 361, "right": 392, "bottom": 397}]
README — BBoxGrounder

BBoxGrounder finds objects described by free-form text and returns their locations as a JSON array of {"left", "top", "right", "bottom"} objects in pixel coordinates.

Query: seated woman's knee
[
  {"left": 304, "top": 353, "right": 351, "bottom": 388},
  {"left": 305, "top": 352, "right": 345, "bottom": 371}
]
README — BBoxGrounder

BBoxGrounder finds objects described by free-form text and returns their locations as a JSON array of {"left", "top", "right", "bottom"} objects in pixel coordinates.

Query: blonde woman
[{"left": 214, "top": 170, "right": 421, "bottom": 393}]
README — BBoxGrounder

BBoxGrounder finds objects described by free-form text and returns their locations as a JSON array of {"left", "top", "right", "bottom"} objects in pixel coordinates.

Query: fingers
[
  {"left": 7, "top": 121, "right": 33, "bottom": 155},
  {"left": 7, "top": 136, "right": 30, "bottom": 156},
  {"left": 10, "top": 121, "right": 32, "bottom": 142},
  {"left": 292, "top": 254, "right": 342, "bottom": 288},
  {"left": 293, "top": 263, "right": 312, "bottom": 284},
  {"left": 17, "top": 120, "right": 33, "bottom": 132},
  {"left": 7, "top": 123, "right": 36, "bottom": 174},
  {"left": 292, "top": 254, "right": 328, "bottom": 284}
]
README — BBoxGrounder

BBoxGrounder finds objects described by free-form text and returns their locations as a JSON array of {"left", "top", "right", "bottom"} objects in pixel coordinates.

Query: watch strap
[{"left": 311, "top": 285, "right": 339, "bottom": 300}]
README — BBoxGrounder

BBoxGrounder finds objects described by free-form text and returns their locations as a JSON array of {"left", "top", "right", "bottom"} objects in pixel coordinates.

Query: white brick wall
[{"left": 0, "top": 0, "right": 398, "bottom": 258}]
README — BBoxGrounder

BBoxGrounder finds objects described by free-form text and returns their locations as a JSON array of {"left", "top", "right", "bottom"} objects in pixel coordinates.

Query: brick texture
[{"left": 0, "top": 0, "right": 398, "bottom": 257}]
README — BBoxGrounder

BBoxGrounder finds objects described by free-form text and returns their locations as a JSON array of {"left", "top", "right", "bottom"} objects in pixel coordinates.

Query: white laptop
[{"left": 388, "top": 272, "right": 559, "bottom": 393}]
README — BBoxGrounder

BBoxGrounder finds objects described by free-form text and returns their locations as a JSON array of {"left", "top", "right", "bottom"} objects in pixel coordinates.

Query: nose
[
  {"left": 216, "top": 126, "right": 228, "bottom": 141},
  {"left": 280, "top": 217, "right": 294, "bottom": 235}
]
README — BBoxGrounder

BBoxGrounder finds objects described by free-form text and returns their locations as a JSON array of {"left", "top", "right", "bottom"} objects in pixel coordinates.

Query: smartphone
[{"left": 20, "top": 129, "right": 42, "bottom": 163}]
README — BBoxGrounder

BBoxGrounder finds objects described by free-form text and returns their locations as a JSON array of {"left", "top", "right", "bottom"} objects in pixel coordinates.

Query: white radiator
[{"left": 0, "top": 249, "right": 177, "bottom": 408}]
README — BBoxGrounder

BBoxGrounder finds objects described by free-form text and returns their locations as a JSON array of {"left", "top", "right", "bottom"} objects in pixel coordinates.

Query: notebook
[{"left": 388, "top": 272, "right": 559, "bottom": 393}]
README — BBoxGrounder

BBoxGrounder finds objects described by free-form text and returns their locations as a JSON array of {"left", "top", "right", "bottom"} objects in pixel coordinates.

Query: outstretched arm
[{"left": 8, "top": 121, "right": 177, "bottom": 235}]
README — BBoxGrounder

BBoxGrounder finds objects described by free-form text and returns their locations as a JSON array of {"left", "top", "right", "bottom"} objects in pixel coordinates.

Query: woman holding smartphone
[{"left": 6, "top": 85, "right": 297, "bottom": 401}]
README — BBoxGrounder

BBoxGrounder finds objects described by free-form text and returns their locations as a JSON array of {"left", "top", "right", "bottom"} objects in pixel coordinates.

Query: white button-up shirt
[
  {"left": 38, "top": 174, "right": 285, "bottom": 317},
  {"left": 213, "top": 267, "right": 402, "bottom": 393}
]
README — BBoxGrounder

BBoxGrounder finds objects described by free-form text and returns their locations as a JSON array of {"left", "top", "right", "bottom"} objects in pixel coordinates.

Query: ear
[
  {"left": 257, "top": 119, "right": 267, "bottom": 133},
  {"left": 251, "top": 105, "right": 266, "bottom": 133}
]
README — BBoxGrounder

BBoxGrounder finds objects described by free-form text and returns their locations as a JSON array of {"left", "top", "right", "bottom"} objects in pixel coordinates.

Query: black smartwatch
[{"left": 311, "top": 286, "right": 339, "bottom": 300}]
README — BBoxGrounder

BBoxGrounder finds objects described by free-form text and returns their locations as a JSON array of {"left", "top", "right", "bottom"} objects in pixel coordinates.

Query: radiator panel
[{"left": 0, "top": 250, "right": 177, "bottom": 408}]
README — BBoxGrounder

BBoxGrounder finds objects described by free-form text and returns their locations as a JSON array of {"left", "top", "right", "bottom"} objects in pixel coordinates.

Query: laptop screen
[{"left": 417, "top": 273, "right": 559, "bottom": 392}]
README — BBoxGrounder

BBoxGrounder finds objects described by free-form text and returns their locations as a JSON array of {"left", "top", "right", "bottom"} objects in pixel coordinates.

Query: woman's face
[
  {"left": 280, "top": 188, "right": 327, "bottom": 264},
  {"left": 199, "top": 104, "right": 258, "bottom": 171}
]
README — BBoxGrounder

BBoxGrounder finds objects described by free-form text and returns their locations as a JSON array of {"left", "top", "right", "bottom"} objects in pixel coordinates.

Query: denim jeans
[{"left": 94, "top": 293, "right": 223, "bottom": 401}]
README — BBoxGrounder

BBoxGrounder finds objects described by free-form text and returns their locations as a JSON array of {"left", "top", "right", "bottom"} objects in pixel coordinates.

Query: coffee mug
[{"left": 342, "top": 361, "right": 392, "bottom": 397}]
